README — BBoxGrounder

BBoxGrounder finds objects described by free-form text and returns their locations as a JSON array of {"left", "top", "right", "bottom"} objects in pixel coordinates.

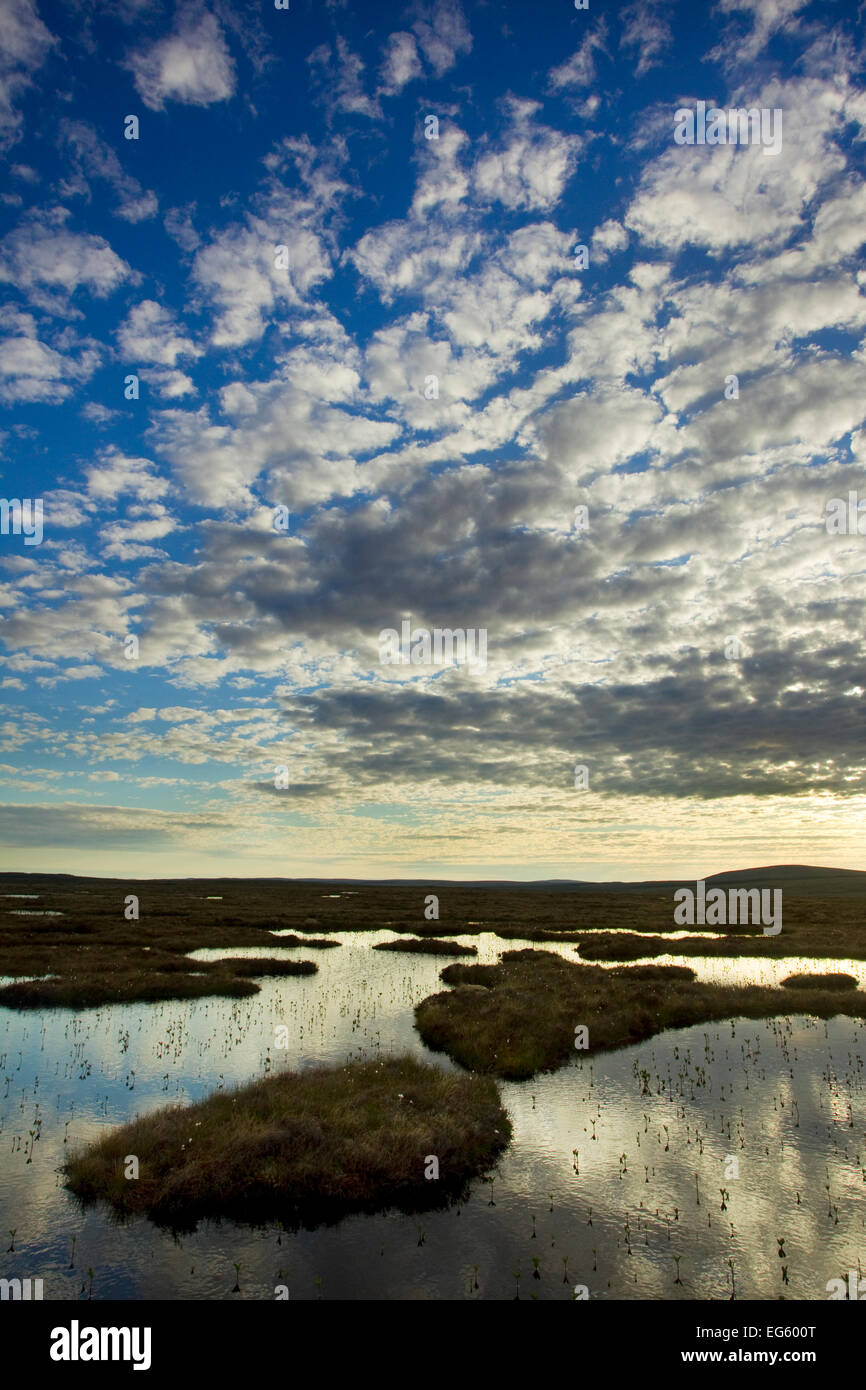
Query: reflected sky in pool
[{"left": 0, "top": 933, "right": 864, "bottom": 1300}]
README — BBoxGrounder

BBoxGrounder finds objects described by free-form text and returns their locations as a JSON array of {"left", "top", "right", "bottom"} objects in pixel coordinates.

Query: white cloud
[
  {"left": 378, "top": 32, "right": 422, "bottom": 96},
  {"left": 42, "top": 489, "right": 94, "bottom": 527},
  {"left": 711, "top": 0, "right": 810, "bottom": 64},
  {"left": 127, "top": 9, "right": 236, "bottom": 111},
  {"left": 308, "top": 37, "right": 381, "bottom": 121},
  {"left": 152, "top": 342, "right": 401, "bottom": 510},
  {"left": 0, "top": 214, "right": 132, "bottom": 303},
  {"left": 192, "top": 215, "right": 333, "bottom": 347},
  {"left": 59, "top": 120, "right": 158, "bottom": 223},
  {"left": 540, "top": 387, "right": 665, "bottom": 481},
  {"left": 619, "top": 1, "right": 672, "bottom": 77},
  {"left": 683, "top": 356, "right": 866, "bottom": 465},
  {"left": 473, "top": 99, "right": 581, "bottom": 211},
  {"left": 548, "top": 23, "right": 607, "bottom": 91},
  {"left": 80, "top": 402, "right": 119, "bottom": 425},
  {"left": 117, "top": 299, "right": 199, "bottom": 366},
  {"left": 99, "top": 505, "right": 177, "bottom": 560},
  {"left": 0, "top": 0, "right": 54, "bottom": 149},
  {"left": 164, "top": 204, "right": 201, "bottom": 252},
  {"left": 410, "top": 125, "right": 470, "bottom": 218},
  {"left": 352, "top": 217, "right": 482, "bottom": 304},
  {"left": 412, "top": 0, "right": 471, "bottom": 78},
  {"left": 591, "top": 218, "right": 629, "bottom": 262},
  {"left": 655, "top": 270, "right": 866, "bottom": 413},
  {"left": 811, "top": 180, "right": 866, "bottom": 262},
  {"left": 85, "top": 450, "right": 169, "bottom": 503},
  {"left": 626, "top": 77, "right": 847, "bottom": 254},
  {"left": 140, "top": 366, "right": 196, "bottom": 399},
  {"left": 0, "top": 307, "right": 100, "bottom": 403}
]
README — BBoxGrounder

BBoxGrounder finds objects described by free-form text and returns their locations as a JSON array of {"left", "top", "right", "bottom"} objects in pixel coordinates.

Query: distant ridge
[{"left": 0, "top": 865, "right": 863, "bottom": 895}]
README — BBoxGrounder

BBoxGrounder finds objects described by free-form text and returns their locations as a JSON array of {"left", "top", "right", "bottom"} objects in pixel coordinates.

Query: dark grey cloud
[{"left": 273, "top": 640, "right": 866, "bottom": 800}]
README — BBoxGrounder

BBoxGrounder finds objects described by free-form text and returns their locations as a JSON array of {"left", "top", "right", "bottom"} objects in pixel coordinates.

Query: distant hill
[
  {"left": 313, "top": 866, "right": 866, "bottom": 896},
  {"left": 0, "top": 864, "right": 863, "bottom": 896}
]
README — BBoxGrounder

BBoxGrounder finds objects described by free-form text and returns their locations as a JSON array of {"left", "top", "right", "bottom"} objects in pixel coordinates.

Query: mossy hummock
[
  {"left": 65, "top": 1055, "right": 511, "bottom": 1230},
  {"left": 415, "top": 949, "right": 866, "bottom": 1080}
]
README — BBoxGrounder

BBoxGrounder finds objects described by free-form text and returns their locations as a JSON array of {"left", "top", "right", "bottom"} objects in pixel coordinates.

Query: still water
[{"left": 0, "top": 932, "right": 863, "bottom": 1300}]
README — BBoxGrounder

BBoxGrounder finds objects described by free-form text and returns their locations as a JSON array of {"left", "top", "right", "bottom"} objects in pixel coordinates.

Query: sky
[{"left": 0, "top": 0, "right": 864, "bottom": 882}]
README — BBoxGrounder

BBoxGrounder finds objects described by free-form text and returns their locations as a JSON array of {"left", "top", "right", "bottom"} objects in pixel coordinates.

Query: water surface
[{"left": 0, "top": 933, "right": 863, "bottom": 1300}]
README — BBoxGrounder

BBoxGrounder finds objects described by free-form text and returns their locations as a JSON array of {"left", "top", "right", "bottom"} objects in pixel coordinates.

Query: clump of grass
[
  {"left": 577, "top": 934, "right": 750, "bottom": 962},
  {"left": 265, "top": 935, "right": 340, "bottom": 949},
  {"left": 495, "top": 928, "right": 585, "bottom": 943},
  {"left": 373, "top": 938, "right": 477, "bottom": 956},
  {"left": 415, "top": 950, "right": 866, "bottom": 1080},
  {"left": 440, "top": 962, "right": 501, "bottom": 988},
  {"left": 215, "top": 957, "right": 318, "bottom": 978},
  {"left": 0, "top": 968, "right": 260, "bottom": 1010},
  {"left": 610, "top": 964, "right": 697, "bottom": 982},
  {"left": 781, "top": 972, "right": 858, "bottom": 991},
  {"left": 384, "top": 923, "right": 475, "bottom": 938},
  {"left": 64, "top": 1056, "right": 511, "bottom": 1231},
  {"left": 0, "top": 953, "right": 317, "bottom": 1009}
]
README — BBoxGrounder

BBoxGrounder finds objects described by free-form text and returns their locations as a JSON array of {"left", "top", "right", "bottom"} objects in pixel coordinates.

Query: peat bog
[
  {"left": 3, "top": 869, "right": 866, "bottom": 1300},
  {"left": 3, "top": 868, "right": 866, "bottom": 1011}
]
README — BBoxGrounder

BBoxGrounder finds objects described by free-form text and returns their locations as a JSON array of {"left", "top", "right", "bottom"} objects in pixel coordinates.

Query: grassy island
[
  {"left": 373, "top": 937, "right": 478, "bottom": 955},
  {"left": 781, "top": 971, "right": 859, "bottom": 990},
  {"left": 414, "top": 949, "right": 866, "bottom": 1080},
  {"left": 64, "top": 1055, "right": 511, "bottom": 1230}
]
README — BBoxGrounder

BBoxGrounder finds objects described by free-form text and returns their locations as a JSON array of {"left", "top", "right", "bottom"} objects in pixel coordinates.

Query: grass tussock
[
  {"left": 415, "top": 949, "right": 866, "bottom": 1080},
  {"left": 0, "top": 969, "right": 260, "bottom": 1010},
  {"left": 264, "top": 934, "right": 340, "bottom": 948},
  {"left": 610, "top": 963, "right": 697, "bottom": 982},
  {"left": 781, "top": 971, "right": 858, "bottom": 991},
  {"left": 495, "top": 927, "right": 586, "bottom": 943},
  {"left": 372, "top": 938, "right": 478, "bottom": 956},
  {"left": 0, "top": 951, "right": 318, "bottom": 1010},
  {"left": 214, "top": 957, "right": 318, "bottom": 978},
  {"left": 576, "top": 933, "right": 758, "bottom": 961},
  {"left": 64, "top": 1055, "right": 511, "bottom": 1231}
]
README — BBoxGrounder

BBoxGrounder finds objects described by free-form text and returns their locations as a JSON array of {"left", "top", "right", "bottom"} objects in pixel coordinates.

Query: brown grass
[
  {"left": 0, "top": 879, "right": 339, "bottom": 1008},
  {"left": 415, "top": 949, "right": 866, "bottom": 1080},
  {"left": 209, "top": 957, "right": 318, "bottom": 978},
  {"left": 2, "top": 871, "right": 864, "bottom": 1008},
  {"left": 781, "top": 972, "right": 859, "bottom": 991},
  {"left": 64, "top": 1055, "right": 511, "bottom": 1231},
  {"left": 576, "top": 932, "right": 762, "bottom": 961},
  {"left": 0, "top": 968, "right": 261, "bottom": 1010},
  {"left": 372, "top": 938, "right": 478, "bottom": 956}
]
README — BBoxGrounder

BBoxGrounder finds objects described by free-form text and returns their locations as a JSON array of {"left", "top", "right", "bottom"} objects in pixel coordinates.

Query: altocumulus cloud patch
[{"left": 0, "top": 0, "right": 864, "bottom": 876}]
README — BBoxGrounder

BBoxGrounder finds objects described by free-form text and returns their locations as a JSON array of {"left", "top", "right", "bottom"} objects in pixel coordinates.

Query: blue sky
[{"left": 0, "top": 0, "right": 865, "bottom": 880}]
